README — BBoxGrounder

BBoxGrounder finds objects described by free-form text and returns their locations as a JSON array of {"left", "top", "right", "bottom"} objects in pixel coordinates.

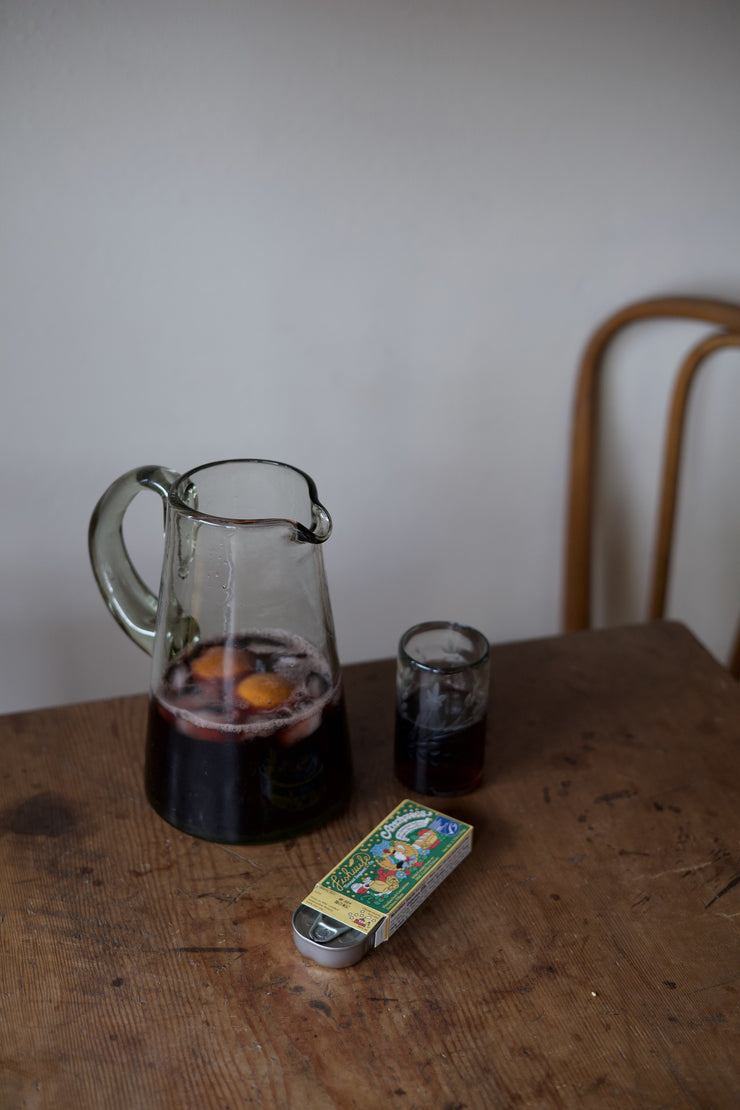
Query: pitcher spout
[{"left": 170, "top": 458, "right": 332, "bottom": 544}]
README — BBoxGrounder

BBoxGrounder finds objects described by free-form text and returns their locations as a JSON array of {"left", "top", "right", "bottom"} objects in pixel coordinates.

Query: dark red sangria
[
  {"left": 394, "top": 686, "right": 486, "bottom": 796},
  {"left": 145, "top": 630, "right": 351, "bottom": 842}
]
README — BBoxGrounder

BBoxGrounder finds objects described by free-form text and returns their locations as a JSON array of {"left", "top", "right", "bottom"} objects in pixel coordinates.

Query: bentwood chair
[{"left": 563, "top": 295, "right": 740, "bottom": 679}]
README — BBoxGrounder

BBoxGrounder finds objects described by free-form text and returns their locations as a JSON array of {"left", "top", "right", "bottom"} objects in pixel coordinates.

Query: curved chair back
[{"left": 564, "top": 295, "right": 740, "bottom": 678}]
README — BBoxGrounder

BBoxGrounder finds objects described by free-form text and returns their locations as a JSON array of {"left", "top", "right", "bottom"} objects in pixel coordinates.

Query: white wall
[{"left": 2, "top": 0, "right": 739, "bottom": 713}]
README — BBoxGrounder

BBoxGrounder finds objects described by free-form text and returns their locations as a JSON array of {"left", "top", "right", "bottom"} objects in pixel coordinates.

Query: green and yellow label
[{"left": 300, "top": 800, "right": 473, "bottom": 940}]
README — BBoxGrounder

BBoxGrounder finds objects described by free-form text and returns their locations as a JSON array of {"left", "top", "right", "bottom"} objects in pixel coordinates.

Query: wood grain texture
[{"left": 1, "top": 621, "right": 739, "bottom": 1109}]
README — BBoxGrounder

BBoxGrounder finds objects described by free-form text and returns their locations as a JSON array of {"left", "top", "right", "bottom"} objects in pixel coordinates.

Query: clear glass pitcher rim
[{"left": 168, "top": 458, "right": 332, "bottom": 540}]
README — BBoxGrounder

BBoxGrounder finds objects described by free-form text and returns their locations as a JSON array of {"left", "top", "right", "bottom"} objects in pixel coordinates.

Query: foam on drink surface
[{"left": 156, "top": 629, "right": 337, "bottom": 741}]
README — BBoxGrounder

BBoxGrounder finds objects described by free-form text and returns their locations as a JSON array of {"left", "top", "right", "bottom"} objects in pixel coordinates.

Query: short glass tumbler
[{"left": 394, "top": 621, "right": 490, "bottom": 797}]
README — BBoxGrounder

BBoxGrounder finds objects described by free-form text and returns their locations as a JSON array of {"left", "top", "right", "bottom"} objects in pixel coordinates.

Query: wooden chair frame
[{"left": 564, "top": 295, "right": 740, "bottom": 678}]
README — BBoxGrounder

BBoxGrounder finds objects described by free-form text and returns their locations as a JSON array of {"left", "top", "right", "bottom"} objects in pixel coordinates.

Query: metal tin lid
[{"left": 292, "top": 904, "right": 373, "bottom": 968}]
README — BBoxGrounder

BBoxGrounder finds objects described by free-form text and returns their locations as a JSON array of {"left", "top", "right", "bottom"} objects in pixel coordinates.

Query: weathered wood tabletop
[{"left": 1, "top": 621, "right": 739, "bottom": 1109}]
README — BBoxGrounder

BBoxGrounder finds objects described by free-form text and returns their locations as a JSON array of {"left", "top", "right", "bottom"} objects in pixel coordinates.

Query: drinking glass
[{"left": 394, "top": 621, "right": 490, "bottom": 797}]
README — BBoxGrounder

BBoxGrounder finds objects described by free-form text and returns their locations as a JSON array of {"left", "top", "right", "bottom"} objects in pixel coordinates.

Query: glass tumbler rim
[{"left": 398, "top": 620, "right": 490, "bottom": 674}]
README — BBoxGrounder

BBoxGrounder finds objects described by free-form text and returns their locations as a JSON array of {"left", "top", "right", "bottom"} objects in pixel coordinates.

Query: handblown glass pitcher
[{"left": 89, "top": 459, "right": 352, "bottom": 843}]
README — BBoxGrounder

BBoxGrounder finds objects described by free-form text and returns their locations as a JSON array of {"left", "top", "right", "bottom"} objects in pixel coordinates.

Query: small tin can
[{"left": 292, "top": 799, "right": 473, "bottom": 967}]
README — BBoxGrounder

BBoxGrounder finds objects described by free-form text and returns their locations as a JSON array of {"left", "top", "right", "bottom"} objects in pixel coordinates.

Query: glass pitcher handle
[{"left": 88, "top": 466, "right": 178, "bottom": 655}]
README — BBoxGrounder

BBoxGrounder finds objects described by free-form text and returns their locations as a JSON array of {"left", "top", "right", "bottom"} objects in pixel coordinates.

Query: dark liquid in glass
[
  {"left": 145, "top": 630, "right": 352, "bottom": 843},
  {"left": 394, "top": 692, "right": 486, "bottom": 797}
]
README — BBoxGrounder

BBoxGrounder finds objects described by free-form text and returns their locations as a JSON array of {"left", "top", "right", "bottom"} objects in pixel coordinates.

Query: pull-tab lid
[{"left": 292, "top": 905, "right": 373, "bottom": 968}]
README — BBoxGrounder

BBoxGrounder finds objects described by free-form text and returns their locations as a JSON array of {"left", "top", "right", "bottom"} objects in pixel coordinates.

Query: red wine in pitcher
[{"left": 145, "top": 630, "right": 351, "bottom": 842}]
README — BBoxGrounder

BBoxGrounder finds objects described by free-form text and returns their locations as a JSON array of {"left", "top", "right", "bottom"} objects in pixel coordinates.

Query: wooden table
[{"left": 2, "top": 621, "right": 739, "bottom": 1109}]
